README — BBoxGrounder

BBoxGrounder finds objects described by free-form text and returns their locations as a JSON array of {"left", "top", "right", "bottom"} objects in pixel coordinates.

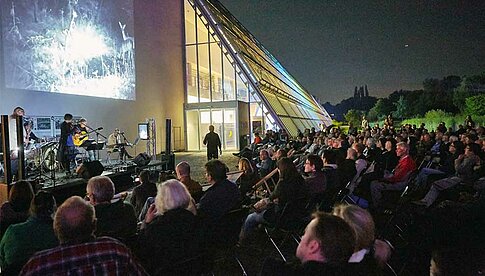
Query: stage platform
[{"left": 29, "top": 159, "right": 171, "bottom": 203}]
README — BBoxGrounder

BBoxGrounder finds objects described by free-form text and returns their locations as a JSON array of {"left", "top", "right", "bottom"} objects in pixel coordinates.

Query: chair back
[{"left": 212, "top": 207, "right": 249, "bottom": 247}]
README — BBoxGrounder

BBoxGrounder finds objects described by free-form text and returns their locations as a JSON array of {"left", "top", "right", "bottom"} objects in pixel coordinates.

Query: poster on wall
[{"left": 1, "top": 0, "right": 135, "bottom": 100}]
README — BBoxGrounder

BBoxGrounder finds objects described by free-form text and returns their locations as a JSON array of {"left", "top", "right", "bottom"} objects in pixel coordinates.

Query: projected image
[{"left": 1, "top": 0, "right": 135, "bottom": 100}]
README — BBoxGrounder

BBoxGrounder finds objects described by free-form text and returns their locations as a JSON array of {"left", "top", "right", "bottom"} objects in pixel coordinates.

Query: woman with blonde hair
[
  {"left": 333, "top": 204, "right": 392, "bottom": 272},
  {"left": 137, "top": 179, "right": 202, "bottom": 275},
  {"left": 237, "top": 157, "right": 259, "bottom": 200}
]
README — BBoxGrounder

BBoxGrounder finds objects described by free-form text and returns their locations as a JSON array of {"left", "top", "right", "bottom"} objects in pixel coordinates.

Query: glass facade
[{"left": 184, "top": 0, "right": 331, "bottom": 150}]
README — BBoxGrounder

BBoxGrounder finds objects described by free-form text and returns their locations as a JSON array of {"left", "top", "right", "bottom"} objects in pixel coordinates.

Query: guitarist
[{"left": 74, "top": 118, "right": 95, "bottom": 161}]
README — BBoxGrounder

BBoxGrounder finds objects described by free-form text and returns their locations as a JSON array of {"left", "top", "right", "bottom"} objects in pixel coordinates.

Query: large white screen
[{"left": 2, "top": 0, "right": 135, "bottom": 100}]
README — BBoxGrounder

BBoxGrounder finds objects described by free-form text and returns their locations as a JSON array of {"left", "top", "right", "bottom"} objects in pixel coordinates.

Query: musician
[
  {"left": 107, "top": 128, "right": 132, "bottom": 160},
  {"left": 58, "top": 114, "right": 76, "bottom": 175},
  {"left": 74, "top": 118, "right": 95, "bottom": 161},
  {"left": 23, "top": 121, "right": 39, "bottom": 150}
]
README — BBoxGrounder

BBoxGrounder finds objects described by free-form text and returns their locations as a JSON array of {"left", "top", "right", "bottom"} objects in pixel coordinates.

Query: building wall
[{"left": 0, "top": 0, "right": 185, "bottom": 153}]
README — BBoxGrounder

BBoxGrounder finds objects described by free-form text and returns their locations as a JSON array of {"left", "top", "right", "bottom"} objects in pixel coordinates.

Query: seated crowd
[{"left": 0, "top": 120, "right": 484, "bottom": 275}]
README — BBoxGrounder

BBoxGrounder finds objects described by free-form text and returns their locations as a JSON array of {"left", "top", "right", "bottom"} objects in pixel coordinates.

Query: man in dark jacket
[
  {"left": 203, "top": 125, "right": 222, "bottom": 160},
  {"left": 130, "top": 170, "right": 157, "bottom": 217},
  {"left": 86, "top": 176, "right": 137, "bottom": 242},
  {"left": 198, "top": 160, "right": 240, "bottom": 223}
]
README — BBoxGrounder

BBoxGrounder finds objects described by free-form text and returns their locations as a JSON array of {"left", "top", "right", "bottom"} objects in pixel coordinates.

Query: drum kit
[{"left": 25, "top": 138, "right": 59, "bottom": 172}]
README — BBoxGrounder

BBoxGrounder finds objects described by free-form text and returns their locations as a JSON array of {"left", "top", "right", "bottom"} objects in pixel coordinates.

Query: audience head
[
  {"left": 273, "top": 148, "right": 287, "bottom": 160},
  {"left": 333, "top": 204, "right": 375, "bottom": 251},
  {"left": 352, "top": 143, "right": 365, "bottom": 156},
  {"left": 86, "top": 176, "right": 115, "bottom": 205},
  {"left": 321, "top": 149, "right": 337, "bottom": 165},
  {"left": 54, "top": 196, "right": 96, "bottom": 244},
  {"left": 296, "top": 212, "right": 355, "bottom": 265},
  {"left": 238, "top": 158, "right": 254, "bottom": 174},
  {"left": 259, "top": 149, "right": 269, "bottom": 160},
  {"left": 209, "top": 125, "right": 215, "bottom": 132},
  {"left": 155, "top": 179, "right": 191, "bottom": 215},
  {"left": 396, "top": 142, "right": 409, "bottom": 157},
  {"left": 277, "top": 157, "right": 298, "bottom": 180},
  {"left": 465, "top": 142, "right": 480, "bottom": 157},
  {"left": 449, "top": 141, "right": 464, "bottom": 155},
  {"left": 176, "top": 161, "right": 191, "bottom": 179},
  {"left": 205, "top": 159, "right": 227, "bottom": 183},
  {"left": 346, "top": 148, "right": 358, "bottom": 160},
  {"left": 9, "top": 180, "right": 34, "bottom": 212},
  {"left": 30, "top": 191, "right": 57, "bottom": 219},
  {"left": 305, "top": 154, "right": 323, "bottom": 173},
  {"left": 139, "top": 170, "right": 150, "bottom": 184}
]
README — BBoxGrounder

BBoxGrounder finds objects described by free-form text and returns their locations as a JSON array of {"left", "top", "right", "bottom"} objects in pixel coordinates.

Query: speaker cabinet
[{"left": 76, "top": 161, "right": 104, "bottom": 180}]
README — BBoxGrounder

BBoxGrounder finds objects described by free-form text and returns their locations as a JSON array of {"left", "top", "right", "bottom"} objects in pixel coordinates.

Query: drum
[{"left": 42, "top": 146, "right": 58, "bottom": 171}]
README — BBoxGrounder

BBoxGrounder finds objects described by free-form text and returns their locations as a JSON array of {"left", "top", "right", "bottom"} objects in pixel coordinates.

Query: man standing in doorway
[{"left": 203, "top": 125, "right": 222, "bottom": 160}]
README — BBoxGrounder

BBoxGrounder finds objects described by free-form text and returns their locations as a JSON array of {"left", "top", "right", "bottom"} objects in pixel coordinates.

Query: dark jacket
[
  {"left": 130, "top": 182, "right": 157, "bottom": 217},
  {"left": 198, "top": 179, "right": 240, "bottom": 222},
  {"left": 304, "top": 171, "right": 326, "bottom": 196},
  {"left": 95, "top": 199, "right": 137, "bottom": 242},
  {"left": 136, "top": 208, "right": 203, "bottom": 275},
  {"left": 203, "top": 132, "right": 221, "bottom": 153}
]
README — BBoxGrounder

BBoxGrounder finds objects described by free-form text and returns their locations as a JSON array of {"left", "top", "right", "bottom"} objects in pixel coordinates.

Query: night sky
[{"left": 218, "top": 0, "right": 485, "bottom": 104}]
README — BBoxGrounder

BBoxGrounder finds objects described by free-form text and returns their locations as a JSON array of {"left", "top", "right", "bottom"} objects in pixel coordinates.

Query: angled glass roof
[{"left": 193, "top": 0, "right": 332, "bottom": 136}]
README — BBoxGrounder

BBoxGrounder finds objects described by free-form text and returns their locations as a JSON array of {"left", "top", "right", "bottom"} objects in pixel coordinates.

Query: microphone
[
  {"left": 97, "top": 127, "right": 103, "bottom": 130},
  {"left": 120, "top": 132, "right": 125, "bottom": 134}
]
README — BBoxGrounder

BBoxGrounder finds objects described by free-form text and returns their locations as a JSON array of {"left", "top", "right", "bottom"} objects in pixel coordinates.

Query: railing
[{"left": 252, "top": 168, "right": 278, "bottom": 196}]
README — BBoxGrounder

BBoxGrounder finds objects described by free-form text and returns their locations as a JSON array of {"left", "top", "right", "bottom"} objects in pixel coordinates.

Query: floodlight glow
[{"left": 66, "top": 26, "right": 109, "bottom": 62}]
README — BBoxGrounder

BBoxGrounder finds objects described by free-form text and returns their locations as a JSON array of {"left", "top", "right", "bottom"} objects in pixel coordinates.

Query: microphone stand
[
  {"left": 86, "top": 125, "right": 107, "bottom": 161},
  {"left": 120, "top": 132, "right": 129, "bottom": 162}
]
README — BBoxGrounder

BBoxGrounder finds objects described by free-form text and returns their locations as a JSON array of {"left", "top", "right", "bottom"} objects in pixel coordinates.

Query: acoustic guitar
[{"left": 73, "top": 131, "right": 89, "bottom": 147}]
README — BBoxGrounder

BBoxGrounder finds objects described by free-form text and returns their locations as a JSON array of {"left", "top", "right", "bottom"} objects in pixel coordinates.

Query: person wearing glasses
[{"left": 415, "top": 142, "right": 481, "bottom": 207}]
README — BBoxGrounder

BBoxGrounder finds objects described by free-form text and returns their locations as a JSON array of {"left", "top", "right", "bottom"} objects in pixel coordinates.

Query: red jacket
[{"left": 385, "top": 155, "right": 416, "bottom": 183}]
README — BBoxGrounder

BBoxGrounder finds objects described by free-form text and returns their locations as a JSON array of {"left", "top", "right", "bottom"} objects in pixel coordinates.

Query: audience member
[
  {"left": 303, "top": 154, "right": 326, "bottom": 196},
  {"left": 237, "top": 157, "right": 259, "bottom": 199},
  {"left": 176, "top": 161, "right": 203, "bottom": 200},
  {"left": 261, "top": 212, "right": 356, "bottom": 275},
  {"left": 85, "top": 176, "right": 137, "bottom": 241},
  {"left": 198, "top": 160, "right": 240, "bottom": 223},
  {"left": 0, "top": 180, "right": 34, "bottom": 238},
  {"left": 257, "top": 149, "right": 275, "bottom": 178},
  {"left": 416, "top": 143, "right": 481, "bottom": 207},
  {"left": 20, "top": 196, "right": 146, "bottom": 275},
  {"left": 0, "top": 191, "right": 58, "bottom": 275},
  {"left": 130, "top": 170, "right": 157, "bottom": 217},
  {"left": 333, "top": 204, "right": 391, "bottom": 271},
  {"left": 240, "top": 158, "right": 309, "bottom": 241},
  {"left": 137, "top": 179, "right": 202, "bottom": 275},
  {"left": 370, "top": 142, "right": 416, "bottom": 207}
]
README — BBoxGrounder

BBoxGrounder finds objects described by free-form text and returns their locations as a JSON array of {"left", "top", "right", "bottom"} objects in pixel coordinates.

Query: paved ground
[{"left": 174, "top": 151, "right": 240, "bottom": 183}]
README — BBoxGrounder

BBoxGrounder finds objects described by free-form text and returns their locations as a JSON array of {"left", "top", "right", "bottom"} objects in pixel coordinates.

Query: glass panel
[
  {"left": 200, "top": 110, "right": 211, "bottom": 149},
  {"left": 186, "top": 45, "right": 198, "bottom": 103},
  {"left": 184, "top": 0, "right": 196, "bottom": 44},
  {"left": 211, "top": 110, "right": 224, "bottom": 148},
  {"left": 210, "top": 42, "right": 223, "bottom": 102},
  {"left": 198, "top": 44, "right": 210, "bottom": 102},
  {"left": 223, "top": 109, "right": 237, "bottom": 150},
  {"left": 196, "top": 11, "right": 208, "bottom": 44},
  {"left": 236, "top": 67, "right": 249, "bottom": 102},
  {"left": 186, "top": 110, "right": 199, "bottom": 150},
  {"left": 223, "top": 55, "right": 235, "bottom": 101}
]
